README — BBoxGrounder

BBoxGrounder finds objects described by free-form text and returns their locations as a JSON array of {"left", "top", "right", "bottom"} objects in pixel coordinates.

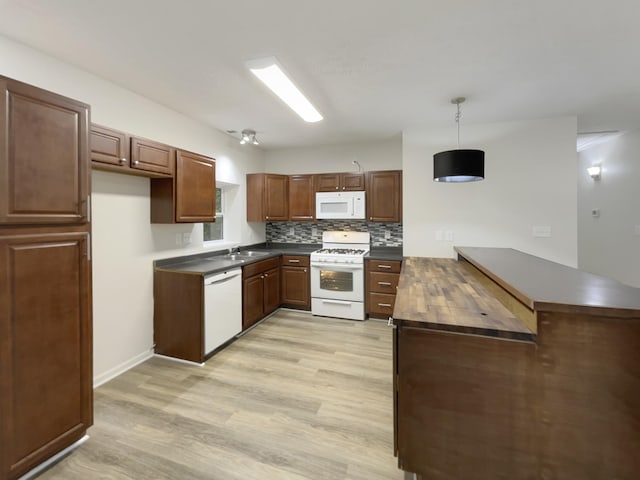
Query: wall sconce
[{"left": 587, "top": 165, "right": 601, "bottom": 180}]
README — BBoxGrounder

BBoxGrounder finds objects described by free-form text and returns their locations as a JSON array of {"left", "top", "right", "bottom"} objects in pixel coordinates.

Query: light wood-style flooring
[{"left": 37, "top": 310, "right": 404, "bottom": 479}]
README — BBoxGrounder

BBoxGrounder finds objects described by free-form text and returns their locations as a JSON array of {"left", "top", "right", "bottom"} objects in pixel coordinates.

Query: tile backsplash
[{"left": 266, "top": 221, "right": 403, "bottom": 247}]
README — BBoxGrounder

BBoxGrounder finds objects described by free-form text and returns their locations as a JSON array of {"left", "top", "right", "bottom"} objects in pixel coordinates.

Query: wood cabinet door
[
  {"left": 0, "top": 231, "right": 92, "bottom": 480},
  {"left": 288, "top": 174, "right": 315, "bottom": 221},
  {"left": 242, "top": 274, "right": 264, "bottom": 330},
  {"left": 0, "top": 77, "right": 89, "bottom": 225},
  {"left": 264, "top": 174, "right": 288, "bottom": 221},
  {"left": 281, "top": 266, "right": 310, "bottom": 309},
  {"left": 130, "top": 136, "right": 175, "bottom": 176},
  {"left": 90, "top": 124, "right": 128, "bottom": 168},
  {"left": 341, "top": 173, "right": 365, "bottom": 191},
  {"left": 315, "top": 173, "right": 341, "bottom": 191},
  {"left": 366, "top": 170, "right": 402, "bottom": 222},
  {"left": 175, "top": 150, "right": 216, "bottom": 223},
  {"left": 263, "top": 267, "right": 281, "bottom": 316}
]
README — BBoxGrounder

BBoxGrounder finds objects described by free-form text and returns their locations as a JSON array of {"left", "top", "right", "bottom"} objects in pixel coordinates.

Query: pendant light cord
[{"left": 455, "top": 102, "right": 461, "bottom": 149}]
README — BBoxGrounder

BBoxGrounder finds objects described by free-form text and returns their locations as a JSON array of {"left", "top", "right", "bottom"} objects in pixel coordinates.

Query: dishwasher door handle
[{"left": 205, "top": 270, "right": 242, "bottom": 286}]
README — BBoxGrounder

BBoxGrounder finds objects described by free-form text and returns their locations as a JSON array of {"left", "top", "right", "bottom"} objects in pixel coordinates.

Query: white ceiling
[{"left": 1, "top": 0, "right": 639, "bottom": 149}]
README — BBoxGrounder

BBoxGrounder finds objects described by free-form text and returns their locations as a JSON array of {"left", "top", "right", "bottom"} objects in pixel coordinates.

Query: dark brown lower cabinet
[
  {"left": 0, "top": 229, "right": 92, "bottom": 480},
  {"left": 242, "top": 257, "right": 281, "bottom": 330},
  {"left": 153, "top": 270, "right": 204, "bottom": 363},
  {"left": 366, "top": 259, "right": 401, "bottom": 319},
  {"left": 394, "top": 307, "right": 640, "bottom": 478},
  {"left": 281, "top": 255, "right": 310, "bottom": 310}
]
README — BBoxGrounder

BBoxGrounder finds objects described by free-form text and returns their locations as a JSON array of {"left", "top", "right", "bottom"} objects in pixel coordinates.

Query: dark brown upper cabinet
[
  {"left": 151, "top": 150, "right": 216, "bottom": 224},
  {"left": 246, "top": 173, "right": 289, "bottom": 222},
  {"left": 316, "top": 172, "right": 365, "bottom": 192},
  {"left": 288, "top": 174, "right": 315, "bottom": 221},
  {"left": 91, "top": 124, "right": 174, "bottom": 178},
  {"left": 366, "top": 170, "right": 402, "bottom": 222},
  {"left": 130, "top": 136, "right": 175, "bottom": 176},
  {"left": 90, "top": 124, "right": 129, "bottom": 168},
  {"left": 0, "top": 76, "right": 90, "bottom": 225}
]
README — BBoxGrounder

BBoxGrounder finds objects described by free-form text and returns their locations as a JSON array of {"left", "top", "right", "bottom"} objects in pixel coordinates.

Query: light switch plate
[
  {"left": 182, "top": 232, "right": 191, "bottom": 244},
  {"left": 533, "top": 226, "right": 552, "bottom": 238}
]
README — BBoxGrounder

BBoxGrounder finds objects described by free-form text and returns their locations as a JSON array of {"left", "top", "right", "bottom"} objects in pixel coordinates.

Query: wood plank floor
[{"left": 37, "top": 310, "right": 405, "bottom": 480}]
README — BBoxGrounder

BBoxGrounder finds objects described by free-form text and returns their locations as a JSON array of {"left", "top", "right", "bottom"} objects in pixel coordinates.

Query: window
[{"left": 203, "top": 187, "right": 223, "bottom": 242}]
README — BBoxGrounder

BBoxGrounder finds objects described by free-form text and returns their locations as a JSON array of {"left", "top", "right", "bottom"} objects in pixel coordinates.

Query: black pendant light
[{"left": 433, "top": 97, "right": 484, "bottom": 182}]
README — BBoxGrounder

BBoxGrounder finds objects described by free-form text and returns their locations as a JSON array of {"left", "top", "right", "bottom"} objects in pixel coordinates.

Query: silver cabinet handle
[
  {"left": 378, "top": 265, "right": 392, "bottom": 269},
  {"left": 377, "top": 303, "right": 392, "bottom": 307},
  {"left": 377, "top": 281, "right": 392, "bottom": 286},
  {"left": 288, "top": 259, "right": 300, "bottom": 263}
]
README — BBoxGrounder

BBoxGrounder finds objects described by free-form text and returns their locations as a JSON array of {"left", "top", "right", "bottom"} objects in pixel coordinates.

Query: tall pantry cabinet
[{"left": 0, "top": 77, "right": 93, "bottom": 480}]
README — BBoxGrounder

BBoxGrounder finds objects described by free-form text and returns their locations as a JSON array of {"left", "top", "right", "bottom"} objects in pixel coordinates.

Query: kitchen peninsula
[{"left": 392, "top": 247, "right": 640, "bottom": 480}]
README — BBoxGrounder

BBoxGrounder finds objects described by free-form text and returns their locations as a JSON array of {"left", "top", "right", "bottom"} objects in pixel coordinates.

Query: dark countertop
[
  {"left": 155, "top": 242, "right": 404, "bottom": 276},
  {"left": 455, "top": 246, "right": 640, "bottom": 317},
  {"left": 393, "top": 256, "right": 536, "bottom": 342},
  {"left": 366, "top": 247, "right": 403, "bottom": 261},
  {"left": 154, "top": 243, "right": 320, "bottom": 276}
]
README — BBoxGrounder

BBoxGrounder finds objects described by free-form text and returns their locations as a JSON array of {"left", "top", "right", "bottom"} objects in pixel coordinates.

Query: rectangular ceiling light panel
[{"left": 247, "top": 57, "right": 323, "bottom": 123}]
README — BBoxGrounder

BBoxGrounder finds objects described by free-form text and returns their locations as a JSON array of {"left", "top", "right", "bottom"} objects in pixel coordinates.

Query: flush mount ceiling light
[
  {"left": 247, "top": 57, "right": 323, "bottom": 123},
  {"left": 239, "top": 129, "right": 259, "bottom": 145},
  {"left": 433, "top": 97, "right": 485, "bottom": 183}
]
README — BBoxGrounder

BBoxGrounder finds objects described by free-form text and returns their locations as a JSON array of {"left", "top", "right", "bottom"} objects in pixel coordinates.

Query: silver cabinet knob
[
  {"left": 133, "top": 160, "right": 139, "bottom": 165},
  {"left": 120, "top": 157, "right": 127, "bottom": 164},
  {"left": 335, "top": 186, "right": 339, "bottom": 190}
]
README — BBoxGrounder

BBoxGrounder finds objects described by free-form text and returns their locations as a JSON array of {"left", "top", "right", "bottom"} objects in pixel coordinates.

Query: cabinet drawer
[
  {"left": 281, "top": 255, "right": 310, "bottom": 267},
  {"left": 368, "top": 292, "right": 396, "bottom": 316},
  {"left": 368, "top": 271, "right": 399, "bottom": 294},
  {"left": 242, "top": 256, "right": 280, "bottom": 277},
  {"left": 368, "top": 259, "right": 401, "bottom": 273}
]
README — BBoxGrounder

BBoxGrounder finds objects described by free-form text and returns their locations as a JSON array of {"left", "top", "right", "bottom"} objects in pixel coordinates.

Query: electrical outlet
[
  {"left": 384, "top": 229, "right": 391, "bottom": 239},
  {"left": 445, "top": 230, "right": 454, "bottom": 241},
  {"left": 289, "top": 227, "right": 295, "bottom": 235},
  {"left": 175, "top": 233, "right": 182, "bottom": 246},
  {"left": 436, "top": 230, "right": 443, "bottom": 241},
  {"left": 182, "top": 232, "right": 191, "bottom": 244},
  {"left": 312, "top": 226, "right": 318, "bottom": 236}
]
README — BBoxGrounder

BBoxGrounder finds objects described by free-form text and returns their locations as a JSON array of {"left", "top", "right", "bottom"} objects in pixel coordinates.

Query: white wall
[
  {"left": 265, "top": 135, "right": 402, "bottom": 173},
  {"left": 0, "top": 35, "right": 266, "bottom": 385},
  {"left": 403, "top": 117, "right": 578, "bottom": 266},
  {"left": 578, "top": 131, "right": 640, "bottom": 287}
]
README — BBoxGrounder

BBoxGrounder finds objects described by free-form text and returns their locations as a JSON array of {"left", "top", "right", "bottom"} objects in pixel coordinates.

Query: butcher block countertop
[
  {"left": 392, "top": 256, "right": 537, "bottom": 341},
  {"left": 393, "top": 247, "right": 640, "bottom": 341}
]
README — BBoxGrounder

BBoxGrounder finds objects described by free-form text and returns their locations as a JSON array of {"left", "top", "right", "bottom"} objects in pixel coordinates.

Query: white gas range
[{"left": 310, "top": 231, "right": 370, "bottom": 321}]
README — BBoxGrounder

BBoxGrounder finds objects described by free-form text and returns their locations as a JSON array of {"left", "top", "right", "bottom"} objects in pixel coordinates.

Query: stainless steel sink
[
  {"left": 223, "top": 251, "right": 270, "bottom": 261},
  {"left": 238, "top": 250, "right": 270, "bottom": 257}
]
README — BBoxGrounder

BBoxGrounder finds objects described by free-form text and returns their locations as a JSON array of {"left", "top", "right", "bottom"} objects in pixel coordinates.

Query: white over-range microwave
[{"left": 316, "top": 191, "right": 366, "bottom": 220}]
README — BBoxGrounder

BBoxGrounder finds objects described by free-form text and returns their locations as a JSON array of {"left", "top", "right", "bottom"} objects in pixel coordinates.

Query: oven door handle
[{"left": 311, "top": 263, "right": 362, "bottom": 270}]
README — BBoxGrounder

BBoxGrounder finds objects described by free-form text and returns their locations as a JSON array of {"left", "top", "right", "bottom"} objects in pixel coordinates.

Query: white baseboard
[{"left": 93, "top": 349, "right": 153, "bottom": 388}]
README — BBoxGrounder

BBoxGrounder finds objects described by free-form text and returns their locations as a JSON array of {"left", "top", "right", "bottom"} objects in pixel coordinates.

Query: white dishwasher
[{"left": 204, "top": 268, "right": 242, "bottom": 356}]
